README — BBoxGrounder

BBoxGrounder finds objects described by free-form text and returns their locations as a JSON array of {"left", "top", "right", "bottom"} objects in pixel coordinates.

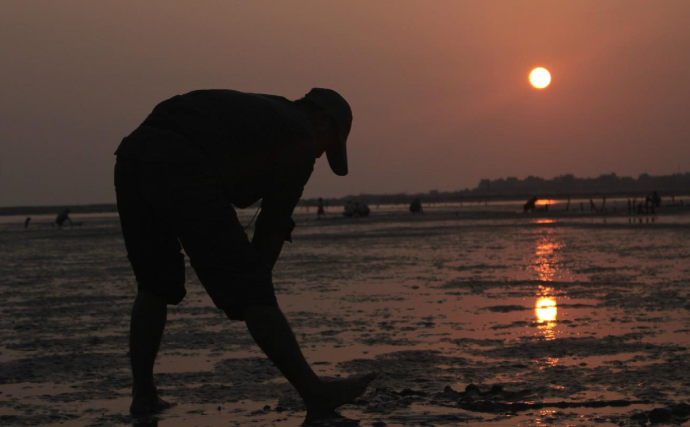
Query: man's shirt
[{"left": 115, "top": 90, "right": 317, "bottom": 267}]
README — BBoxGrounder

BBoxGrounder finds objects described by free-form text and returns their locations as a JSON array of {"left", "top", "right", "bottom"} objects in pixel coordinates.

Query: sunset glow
[
  {"left": 529, "top": 67, "right": 551, "bottom": 89},
  {"left": 2, "top": 2, "right": 690, "bottom": 425}
]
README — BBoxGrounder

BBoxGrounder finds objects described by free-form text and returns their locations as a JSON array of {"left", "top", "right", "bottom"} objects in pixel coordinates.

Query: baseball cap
[{"left": 303, "top": 88, "right": 352, "bottom": 176}]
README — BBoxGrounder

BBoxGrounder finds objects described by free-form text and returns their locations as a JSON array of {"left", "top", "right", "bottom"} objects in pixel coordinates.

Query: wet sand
[{"left": 1, "top": 204, "right": 689, "bottom": 426}]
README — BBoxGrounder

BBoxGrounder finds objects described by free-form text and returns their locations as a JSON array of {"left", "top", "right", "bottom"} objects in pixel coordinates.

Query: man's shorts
[{"left": 114, "top": 157, "right": 277, "bottom": 321}]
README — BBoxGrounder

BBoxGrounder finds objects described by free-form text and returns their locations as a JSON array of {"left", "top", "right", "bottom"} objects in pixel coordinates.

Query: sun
[{"left": 529, "top": 67, "right": 551, "bottom": 89}]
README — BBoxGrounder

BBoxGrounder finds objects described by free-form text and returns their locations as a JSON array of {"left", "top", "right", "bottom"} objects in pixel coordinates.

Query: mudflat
[{"left": 1, "top": 203, "right": 689, "bottom": 426}]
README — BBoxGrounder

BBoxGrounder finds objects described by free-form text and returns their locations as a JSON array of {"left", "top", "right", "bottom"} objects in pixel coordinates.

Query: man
[{"left": 114, "top": 88, "right": 374, "bottom": 417}]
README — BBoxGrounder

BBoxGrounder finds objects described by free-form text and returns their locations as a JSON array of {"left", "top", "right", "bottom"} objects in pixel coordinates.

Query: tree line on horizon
[
  {"left": 304, "top": 172, "right": 690, "bottom": 207},
  {"left": 476, "top": 172, "right": 690, "bottom": 195}
]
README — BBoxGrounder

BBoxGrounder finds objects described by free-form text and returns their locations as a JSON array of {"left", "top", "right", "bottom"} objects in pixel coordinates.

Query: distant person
[
  {"left": 355, "top": 201, "right": 370, "bottom": 217},
  {"left": 409, "top": 198, "right": 423, "bottom": 214},
  {"left": 343, "top": 200, "right": 356, "bottom": 217},
  {"left": 24, "top": 217, "right": 31, "bottom": 229},
  {"left": 317, "top": 197, "right": 326, "bottom": 219},
  {"left": 55, "top": 209, "right": 73, "bottom": 227},
  {"left": 645, "top": 194, "right": 652, "bottom": 208},
  {"left": 589, "top": 199, "right": 598, "bottom": 213},
  {"left": 523, "top": 197, "right": 538, "bottom": 213},
  {"left": 114, "top": 88, "right": 374, "bottom": 417},
  {"left": 644, "top": 192, "right": 658, "bottom": 214}
]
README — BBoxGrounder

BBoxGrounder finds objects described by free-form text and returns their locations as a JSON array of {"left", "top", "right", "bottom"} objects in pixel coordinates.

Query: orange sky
[{"left": 1, "top": 1, "right": 689, "bottom": 206}]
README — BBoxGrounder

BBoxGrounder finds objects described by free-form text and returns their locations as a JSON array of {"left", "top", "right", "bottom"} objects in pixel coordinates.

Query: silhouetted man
[{"left": 114, "top": 89, "right": 374, "bottom": 417}]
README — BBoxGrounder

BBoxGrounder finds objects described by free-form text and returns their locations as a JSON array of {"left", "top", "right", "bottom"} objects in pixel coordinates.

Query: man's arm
[
  {"left": 252, "top": 186, "right": 303, "bottom": 271},
  {"left": 252, "top": 221, "right": 292, "bottom": 270},
  {"left": 252, "top": 155, "right": 314, "bottom": 270},
  {"left": 252, "top": 136, "right": 315, "bottom": 270}
]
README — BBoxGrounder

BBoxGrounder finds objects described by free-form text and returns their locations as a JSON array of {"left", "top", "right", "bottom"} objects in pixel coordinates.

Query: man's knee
[{"left": 135, "top": 284, "right": 186, "bottom": 306}]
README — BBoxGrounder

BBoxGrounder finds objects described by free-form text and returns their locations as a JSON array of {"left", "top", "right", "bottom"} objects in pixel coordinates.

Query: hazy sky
[{"left": 1, "top": 1, "right": 689, "bottom": 207}]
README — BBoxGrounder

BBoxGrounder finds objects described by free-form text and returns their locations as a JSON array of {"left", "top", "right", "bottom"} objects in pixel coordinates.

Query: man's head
[{"left": 297, "top": 88, "right": 352, "bottom": 176}]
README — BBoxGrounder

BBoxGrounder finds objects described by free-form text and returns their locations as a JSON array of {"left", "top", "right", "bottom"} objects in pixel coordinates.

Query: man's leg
[
  {"left": 116, "top": 159, "right": 188, "bottom": 416},
  {"left": 145, "top": 162, "right": 375, "bottom": 413},
  {"left": 129, "top": 291, "right": 172, "bottom": 415},
  {"left": 243, "top": 305, "right": 375, "bottom": 414}
]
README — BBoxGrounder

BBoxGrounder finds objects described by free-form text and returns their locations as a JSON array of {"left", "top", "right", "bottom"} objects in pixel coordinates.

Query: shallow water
[{"left": 1, "top": 205, "right": 689, "bottom": 426}]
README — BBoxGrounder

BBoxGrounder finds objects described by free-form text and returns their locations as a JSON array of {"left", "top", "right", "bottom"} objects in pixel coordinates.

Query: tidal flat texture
[{"left": 1, "top": 204, "right": 690, "bottom": 426}]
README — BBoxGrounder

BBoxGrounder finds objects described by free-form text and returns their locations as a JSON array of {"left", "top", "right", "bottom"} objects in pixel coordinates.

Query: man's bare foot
[
  {"left": 305, "top": 373, "right": 376, "bottom": 415},
  {"left": 130, "top": 393, "right": 174, "bottom": 417}
]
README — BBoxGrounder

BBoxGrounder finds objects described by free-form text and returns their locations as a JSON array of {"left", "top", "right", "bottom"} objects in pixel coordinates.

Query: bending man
[{"left": 114, "top": 88, "right": 374, "bottom": 417}]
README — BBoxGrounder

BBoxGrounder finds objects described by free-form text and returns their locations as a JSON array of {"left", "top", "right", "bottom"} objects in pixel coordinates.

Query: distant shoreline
[
  {"left": 0, "top": 203, "right": 119, "bottom": 217},
  {"left": 2, "top": 190, "right": 689, "bottom": 217}
]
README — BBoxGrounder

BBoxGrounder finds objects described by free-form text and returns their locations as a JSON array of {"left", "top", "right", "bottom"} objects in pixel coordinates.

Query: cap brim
[{"left": 326, "top": 134, "right": 348, "bottom": 176}]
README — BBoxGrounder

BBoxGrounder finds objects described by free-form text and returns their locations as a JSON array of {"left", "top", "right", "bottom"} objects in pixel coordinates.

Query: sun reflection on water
[
  {"left": 534, "top": 292, "right": 558, "bottom": 341},
  {"left": 535, "top": 295, "right": 558, "bottom": 342},
  {"left": 533, "top": 236, "right": 562, "bottom": 282},
  {"left": 536, "top": 297, "right": 557, "bottom": 322},
  {"left": 531, "top": 230, "right": 563, "bottom": 342},
  {"left": 530, "top": 229, "right": 563, "bottom": 284}
]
